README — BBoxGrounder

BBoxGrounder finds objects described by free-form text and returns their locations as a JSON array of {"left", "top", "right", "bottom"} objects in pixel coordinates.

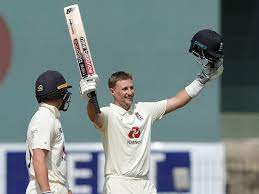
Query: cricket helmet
[
  {"left": 35, "top": 70, "right": 72, "bottom": 111},
  {"left": 189, "top": 29, "right": 224, "bottom": 62}
]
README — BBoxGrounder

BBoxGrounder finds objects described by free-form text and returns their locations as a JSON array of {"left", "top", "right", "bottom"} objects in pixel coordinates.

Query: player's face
[{"left": 111, "top": 79, "right": 135, "bottom": 110}]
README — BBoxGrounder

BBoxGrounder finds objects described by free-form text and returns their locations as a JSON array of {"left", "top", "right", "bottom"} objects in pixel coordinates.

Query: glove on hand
[
  {"left": 197, "top": 58, "right": 224, "bottom": 84},
  {"left": 79, "top": 74, "right": 99, "bottom": 102}
]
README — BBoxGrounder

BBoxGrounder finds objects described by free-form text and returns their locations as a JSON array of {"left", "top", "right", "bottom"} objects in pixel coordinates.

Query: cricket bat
[{"left": 64, "top": 4, "right": 100, "bottom": 113}]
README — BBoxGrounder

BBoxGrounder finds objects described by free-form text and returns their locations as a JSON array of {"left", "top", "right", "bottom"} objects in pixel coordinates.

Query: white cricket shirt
[
  {"left": 98, "top": 100, "right": 167, "bottom": 177},
  {"left": 26, "top": 103, "right": 68, "bottom": 186}
]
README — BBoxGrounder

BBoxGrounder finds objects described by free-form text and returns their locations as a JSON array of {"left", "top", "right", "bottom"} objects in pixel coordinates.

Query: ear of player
[
  {"left": 79, "top": 74, "right": 99, "bottom": 102},
  {"left": 189, "top": 29, "right": 224, "bottom": 84}
]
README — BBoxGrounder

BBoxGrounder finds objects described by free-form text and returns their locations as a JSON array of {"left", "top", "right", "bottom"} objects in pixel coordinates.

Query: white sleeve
[
  {"left": 29, "top": 115, "right": 54, "bottom": 151},
  {"left": 141, "top": 100, "right": 167, "bottom": 123}
]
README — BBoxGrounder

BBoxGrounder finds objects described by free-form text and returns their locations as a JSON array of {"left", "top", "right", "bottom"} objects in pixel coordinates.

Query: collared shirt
[
  {"left": 26, "top": 103, "right": 68, "bottom": 186},
  {"left": 98, "top": 100, "right": 167, "bottom": 177}
]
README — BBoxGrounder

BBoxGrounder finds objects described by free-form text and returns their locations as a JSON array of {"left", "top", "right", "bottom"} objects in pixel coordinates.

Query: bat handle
[{"left": 90, "top": 91, "right": 101, "bottom": 114}]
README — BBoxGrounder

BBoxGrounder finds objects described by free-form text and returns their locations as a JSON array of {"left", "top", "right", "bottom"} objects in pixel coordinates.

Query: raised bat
[{"left": 64, "top": 4, "right": 100, "bottom": 113}]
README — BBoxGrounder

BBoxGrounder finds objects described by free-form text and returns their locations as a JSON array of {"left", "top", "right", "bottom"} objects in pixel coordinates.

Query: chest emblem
[{"left": 128, "top": 126, "right": 141, "bottom": 139}]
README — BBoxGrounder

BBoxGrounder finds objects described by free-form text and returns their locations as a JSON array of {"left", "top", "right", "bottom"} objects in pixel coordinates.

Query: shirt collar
[
  {"left": 110, "top": 103, "right": 134, "bottom": 115},
  {"left": 40, "top": 103, "right": 60, "bottom": 118}
]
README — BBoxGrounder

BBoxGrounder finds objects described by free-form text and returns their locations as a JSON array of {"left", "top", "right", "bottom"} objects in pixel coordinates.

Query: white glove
[
  {"left": 79, "top": 74, "right": 99, "bottom": 102},
  {"left": 197, "top": 58, "right": 224, "bottom": 84}
]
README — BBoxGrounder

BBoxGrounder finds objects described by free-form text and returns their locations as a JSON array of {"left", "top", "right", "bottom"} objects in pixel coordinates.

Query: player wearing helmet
[
  {"left": 26, "top": 70, "right": 72, "bottom": 194},
  {"left": 79, "top": 29, "right": 224, "bottom": 194},
  {"left": 35, "top": 70, "right": 72, "bottom": 111}
]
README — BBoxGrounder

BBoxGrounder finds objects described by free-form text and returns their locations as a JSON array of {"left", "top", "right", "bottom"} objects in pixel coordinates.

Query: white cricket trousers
[
  {"left": 103, "top": 175, "right": 157, "bottom": 194},
  {"left": 26, "top": 180, "right": 68, "bottom": 194}
]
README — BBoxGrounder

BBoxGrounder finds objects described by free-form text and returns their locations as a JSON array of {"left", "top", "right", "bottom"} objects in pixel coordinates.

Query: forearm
[
  {"left": 165, "top": 89, "right": 192, "bottom": 114},
  {"left": 33, "top": 156, "right": 50, "bottom": 192},
  {"left": 87, "top": 101, "right": 103, "bottom": 128}
]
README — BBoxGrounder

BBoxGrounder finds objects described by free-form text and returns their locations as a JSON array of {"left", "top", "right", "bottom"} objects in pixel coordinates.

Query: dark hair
[{"left": 108, "top": 71, "right": 132, "bottom": 88}]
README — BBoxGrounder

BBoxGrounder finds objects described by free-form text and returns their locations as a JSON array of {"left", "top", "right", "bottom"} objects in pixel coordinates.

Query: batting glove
[
  {"left": 79, "top": 74, "right": 99, "bottom": 102},
  {"left": 197, "top": 58, "right": 224, "bottom": 84}
]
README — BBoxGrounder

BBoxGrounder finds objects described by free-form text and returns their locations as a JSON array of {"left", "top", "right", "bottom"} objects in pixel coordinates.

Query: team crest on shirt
[
  {"left": 127, "top": 126, "right": 142, "bottom": 145},
  {"left": 58, "top": 127, "right": 63, "bottom": 133}
]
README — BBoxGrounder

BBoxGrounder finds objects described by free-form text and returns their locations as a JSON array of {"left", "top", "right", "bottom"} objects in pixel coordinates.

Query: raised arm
[
  {"left": 165, "top": 89, "right": 191, "bottom": 114},
  {"left": 79, "top": 74, "right": 104, "bottom": 129},
  {"left": 87, "top": 100, "right": 104, "bottom": 128},
  {"left": 165, "top": 59, "right": 223, "bottom": 115}
]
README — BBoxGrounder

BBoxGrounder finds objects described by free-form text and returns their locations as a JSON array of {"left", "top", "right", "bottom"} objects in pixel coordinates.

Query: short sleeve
[
  {"left": 141, "top": 100, "right": 167, "bottom": 123},
  {"left": 29, "top": 114, "right": 55, "bottom": 151}
]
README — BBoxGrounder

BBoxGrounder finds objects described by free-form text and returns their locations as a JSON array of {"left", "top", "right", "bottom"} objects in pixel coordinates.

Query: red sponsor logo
[
  {"left": 128, "top": 126, "right": 140, "bottom": 139},
  {"left": 73, "top": 38, "right": 87, "bottom": 77},
  {"left": 80, "top": 37, "right": 95, "bottom": 75}
]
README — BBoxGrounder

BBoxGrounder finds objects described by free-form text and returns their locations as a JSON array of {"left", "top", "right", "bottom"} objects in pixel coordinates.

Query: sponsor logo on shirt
[
  {"left": 128, "top": 126, "right": 140, "bottom": 138},
  {"left": 128, "top": 126, "right": 142, "bottom": 145},
  {"left": 127, "top": 140, "right": 142, "bottom": 145}
]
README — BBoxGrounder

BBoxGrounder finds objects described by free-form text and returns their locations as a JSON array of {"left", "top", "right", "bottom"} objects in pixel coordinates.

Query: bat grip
[{"left": 89, "top": 91, "right": 101, "bottom": 114}]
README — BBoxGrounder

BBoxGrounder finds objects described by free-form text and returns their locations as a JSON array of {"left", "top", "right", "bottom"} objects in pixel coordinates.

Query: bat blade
[
  {"left": 64, "top": 4, "right": 96, "bottom": 78},
  {"left": 64, "top": 4, "right": 100, "bottom": 113}
]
